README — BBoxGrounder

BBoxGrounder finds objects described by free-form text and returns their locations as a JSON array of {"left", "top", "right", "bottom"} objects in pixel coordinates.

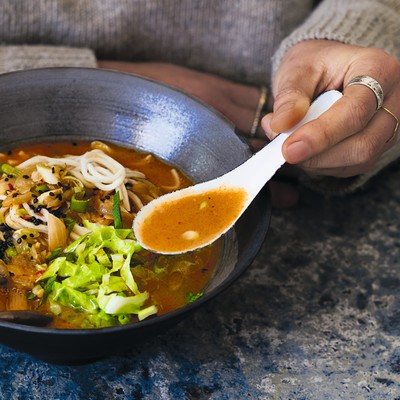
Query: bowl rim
[{"left": 0, "top": 66, "right": 245, "bottom": 139}]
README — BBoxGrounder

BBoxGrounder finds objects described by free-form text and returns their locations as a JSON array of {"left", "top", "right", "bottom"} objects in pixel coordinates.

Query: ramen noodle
[{"left": 0, "top": 141, "right": 219, "bottom": 328}]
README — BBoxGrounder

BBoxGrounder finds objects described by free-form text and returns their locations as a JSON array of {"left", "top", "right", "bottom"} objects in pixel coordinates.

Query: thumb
[{"left": 269, "top": 89, "right": 311, "bottom": 134}]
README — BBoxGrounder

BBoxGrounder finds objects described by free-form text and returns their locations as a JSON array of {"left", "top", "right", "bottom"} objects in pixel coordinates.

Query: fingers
[
  {"left": 263, "top": 41, "right": 327, "bottom": 137},
  {"left": 282, "top": 90, "right": 379, "bottom": 164},
  {"left": 266, "top": 71, "right": 319, "bottom": 136},
  {"left": 269, "top": 89, "right": 311, "bottom": 134},
  {"left": 204, "top": 81, "right": 263, "bottom": 134},
  {"left": 222, "top": 99, "right": 259, "bottom": 133},
  {"left": 260, "top": 41, "right": 400, "bottom": 180},
  {"left": 260, "top": 88, "right": 313, "bottom": 145},
  {"left": 228, "top": 84, "right": 269, "bottom": 136},
  {"left": 286, "top": 104, "right": 397, "bottom": 174},
  {"left": 261, "top": 85, "right": 398, "bottom": 178},
  {"left": 263, "top": 78, "right": 397, "bottom": 167},
  {"left": 381, "top": 106, "right": 400, "bottom": 143},
  {"left": 291, "top": 101, "right": 399, "bottom": 176}
]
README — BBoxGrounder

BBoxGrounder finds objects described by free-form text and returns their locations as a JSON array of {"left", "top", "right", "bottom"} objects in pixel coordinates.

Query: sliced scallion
[
  {"left": 0, "top": 163, "right": 22, "bottom": 177},
  {"left": 112, "top": 191, "right": 123, "bottom": 229},
  {"left": 70, "top": 193, "right": 90, "bottom": 213},
  {"left": 35, "top": 184, "right": 49, "bottom": 193}
]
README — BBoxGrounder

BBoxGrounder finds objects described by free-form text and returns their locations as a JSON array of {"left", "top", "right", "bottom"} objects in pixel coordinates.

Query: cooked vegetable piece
[
  {"left": 0, "top": 163, "right": 21, "bottom": 177},
  {"left": 38, "top": 224, "right": 155, "bottom": 327},
  {"left": 70, "top": 193, "right": 90, "bottom": 213},
  {"left": 112, "top": 191, "right": 123, "bottom": 229}
]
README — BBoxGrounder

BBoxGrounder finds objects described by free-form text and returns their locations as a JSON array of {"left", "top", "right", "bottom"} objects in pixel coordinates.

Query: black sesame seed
[
  {"left": 22, "top": 175, "right": 29, "bottom": 179},
  {"left": 21, "top": 235, "right": 27, "bottom": 240},
  {"left": 33, "top": 198, "right": 38, "bottom": 204},
  {"left": 29, "top": 233, "right": 34, "bottom": 238},
  {"left": 12, "top": 193, "right": 18, "bottom": 198},
  {"left": 17, "top": 238, "right": 22, "bottom": 244},
  {"left": 49, "top": 192, "right": 55, "bottom": 196}
]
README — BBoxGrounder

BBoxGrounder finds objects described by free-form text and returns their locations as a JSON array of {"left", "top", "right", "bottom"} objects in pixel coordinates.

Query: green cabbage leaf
[{"left": 38, "top": 222, "right": 157, "bottom": 328}]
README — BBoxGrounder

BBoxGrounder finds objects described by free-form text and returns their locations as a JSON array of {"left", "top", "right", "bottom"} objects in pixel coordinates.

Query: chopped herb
[
  {"left": 187, "top": 292, "right": 203, "bottom": 303},
  {"left": 112, "top": 191, "right": 123, "bottom": 229},
  {"left": 27, "top": 292, "right": 36, "bottom": 300},
  {"left": 35, "top": 184, "right": 49, "bottom": 193},
  {"left": 63, "top": 217, "right": 76, "bottom": 233},
  {"left": 0, "top": 163, "right": 21, "bottom": 177},
  {"left": 70, "top": 193, "right": 90, "bottom": 213},
  {"left": 46, "top": 247, "right": 62, "bottom": 263}
]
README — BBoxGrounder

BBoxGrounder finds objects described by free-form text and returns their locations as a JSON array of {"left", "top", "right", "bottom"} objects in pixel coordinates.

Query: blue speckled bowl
[{"left": 0, "top": 68, "right": 270, "bottom": 362}]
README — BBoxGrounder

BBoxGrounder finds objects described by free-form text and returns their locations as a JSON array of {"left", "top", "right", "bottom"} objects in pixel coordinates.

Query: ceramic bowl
[{"left": 0, "top": 68, "right": 271, "bottom": 362}]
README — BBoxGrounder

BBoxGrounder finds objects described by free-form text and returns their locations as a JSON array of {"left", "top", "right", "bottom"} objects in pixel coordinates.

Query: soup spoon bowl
[{"left": 133, "top": 90, "right": 343, "bottom": 254}]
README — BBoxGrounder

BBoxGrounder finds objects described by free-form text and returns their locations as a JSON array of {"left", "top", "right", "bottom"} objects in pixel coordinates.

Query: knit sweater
[{"left": 0, "top": 0, "right": 399, "bottom": 194}]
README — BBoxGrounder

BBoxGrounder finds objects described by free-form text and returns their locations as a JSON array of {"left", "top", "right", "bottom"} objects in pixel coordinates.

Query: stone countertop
[{"left": 1, "top": 164, "right": 400, "bottom": 400}]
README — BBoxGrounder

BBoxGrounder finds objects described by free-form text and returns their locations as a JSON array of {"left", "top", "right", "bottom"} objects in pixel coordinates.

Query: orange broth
[
  {"left": 0, "top": 141, "right": 221, "bottom": 328},
  {"left": 136, "top": 187, "right": 247, "bottom": 253}
]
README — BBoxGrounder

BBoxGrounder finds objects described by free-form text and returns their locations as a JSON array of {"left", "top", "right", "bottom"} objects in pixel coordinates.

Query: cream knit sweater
[{"left": 0, "top": 0, "right": 399, "bottom": 194}]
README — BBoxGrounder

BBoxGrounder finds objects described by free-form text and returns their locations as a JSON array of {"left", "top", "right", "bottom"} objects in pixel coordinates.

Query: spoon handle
[{"left": 224, "top": 90, "right": 343, "bottom": 200}]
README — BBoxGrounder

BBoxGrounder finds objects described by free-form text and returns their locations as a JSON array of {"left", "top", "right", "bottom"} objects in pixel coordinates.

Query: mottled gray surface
[{"left": 2, "top": 163, "right": 400, "bottom": 399}]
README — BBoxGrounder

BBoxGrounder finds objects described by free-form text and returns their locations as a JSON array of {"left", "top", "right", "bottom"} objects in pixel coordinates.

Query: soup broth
[{"left": 0, "top": 141, "right": 220, "bottom": 329}]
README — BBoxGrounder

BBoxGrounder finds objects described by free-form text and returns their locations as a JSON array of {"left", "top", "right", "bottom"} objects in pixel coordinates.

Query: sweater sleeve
[
  {"left": 0, "top": 45, "right": 97, "bottom": 74},
  {"left": 271, "top": 0, "right": 400, "bottom": 195},
  {"left": 272, "top": 0, "right": 400, "bottom": 73}
]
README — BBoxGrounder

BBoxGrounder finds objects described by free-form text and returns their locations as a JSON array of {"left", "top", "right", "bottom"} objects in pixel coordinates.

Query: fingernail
[
  {"left": 284, "top": 141, "right": 311, "bottom": 163},
  {"left": 261, "top": 114, "right": 276, "bottom": 140}
]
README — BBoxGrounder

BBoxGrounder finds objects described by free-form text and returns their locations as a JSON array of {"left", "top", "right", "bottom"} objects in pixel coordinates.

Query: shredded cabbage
[{"left": 38, "top": 222, "right": 157, "bottom": 328}]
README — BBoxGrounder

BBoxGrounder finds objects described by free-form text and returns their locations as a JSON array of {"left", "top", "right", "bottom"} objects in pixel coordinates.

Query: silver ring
[{"left": 347, "top": 75, "right": 384, "bottom": 110}]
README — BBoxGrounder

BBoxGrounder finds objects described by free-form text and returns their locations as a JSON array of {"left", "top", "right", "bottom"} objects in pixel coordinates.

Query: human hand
[{"left": 261, "top": 40, "right": 400, "bottom": 178}]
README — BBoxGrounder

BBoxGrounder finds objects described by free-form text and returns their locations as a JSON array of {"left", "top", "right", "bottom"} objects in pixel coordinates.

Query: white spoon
[{"left": 133, "top": 90, "right": 342, "bottom": 254}]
